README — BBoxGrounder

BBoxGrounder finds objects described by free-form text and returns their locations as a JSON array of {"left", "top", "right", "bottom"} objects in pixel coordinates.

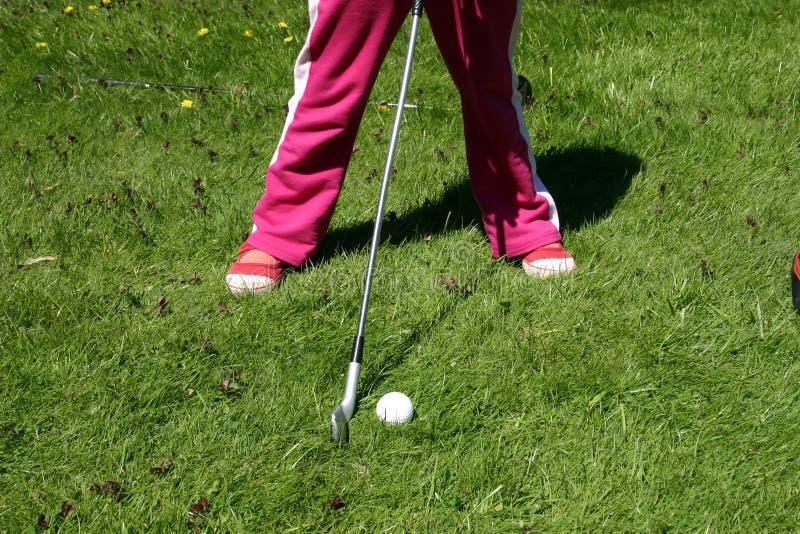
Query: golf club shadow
[{"left": 317, "top": 145, "right": 641, "bottom": 259}]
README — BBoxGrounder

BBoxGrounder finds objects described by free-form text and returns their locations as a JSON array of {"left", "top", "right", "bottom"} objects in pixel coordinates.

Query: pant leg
[
  {"left": 246, "top": 0, "right": 412, "bottom": 267},
  {"left": 426, "top": 0, "right": 562, "bottom": 258}
]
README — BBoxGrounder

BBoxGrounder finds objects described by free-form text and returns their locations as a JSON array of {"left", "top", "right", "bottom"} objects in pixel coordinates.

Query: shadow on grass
[
  {"left": 540, "top": 145, "right": 642, "bottom": 231},
  {"left": 318, "top": 145, "right": 642, "bottom": 260}
]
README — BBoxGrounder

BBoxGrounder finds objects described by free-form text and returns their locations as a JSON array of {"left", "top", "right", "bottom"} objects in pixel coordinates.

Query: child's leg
[
  {"left": 426, "top": 0, "right": 563, "bottom": 258},
  {"left": 245, "top": 0, "right": 412, "bottom": 267}
]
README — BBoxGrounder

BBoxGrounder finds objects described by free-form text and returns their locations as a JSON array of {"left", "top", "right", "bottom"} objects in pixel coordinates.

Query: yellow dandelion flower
[
  {"left": 376, "top": 104, "right": 389, "bottom": 112},
  {"left": 101, "top": 0, "right": 110, "bottom": 5},
  {"left": 36, "top": 41, "right": 48, "bottom": 48},
  {"left": 181, "top": 100, "right": 194, "bottom": 109},
  {"left": 88, "top": 5, "right": 98, "bottom": 10},
  {"left": 197, "top": 27, "right": 209, "bottom": 36},
  {"left": 244, "top": 29, "right": 254, "bottom": 38},
  {"left": 284, "top": 35, "right": 294, "bottom": 43},
  {"left": 64, "top": 5, "right": 74, "bottom": 13},
  {"left": 277, "top": 21, "right": 288, "bottom": 28}
]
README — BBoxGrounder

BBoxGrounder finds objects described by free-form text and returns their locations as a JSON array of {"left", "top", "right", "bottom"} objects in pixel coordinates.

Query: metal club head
[
  {"left": 330, "top": 403, "right": 350, "bottom": 444},
  {"left": 330, "top": 361, "right": 361, "bottom": 443}
]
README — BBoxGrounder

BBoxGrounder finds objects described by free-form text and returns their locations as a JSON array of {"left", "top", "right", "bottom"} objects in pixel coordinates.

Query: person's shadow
[{"left": 319, "top": 145, "right": 642, "bottom": 259}]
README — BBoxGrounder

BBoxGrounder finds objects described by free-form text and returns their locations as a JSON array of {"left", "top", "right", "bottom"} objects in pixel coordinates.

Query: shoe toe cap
[
  {"left": 225, "top": 273, "right": 276, "bottom": 294},
  {"left": 522, "top": 257, "right": 577, "bottom": 278}
]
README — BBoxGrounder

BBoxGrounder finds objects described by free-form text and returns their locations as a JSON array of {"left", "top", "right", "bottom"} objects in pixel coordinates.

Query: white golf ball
[{"left": 376, "top": 391, "right": 414, "bottom": 425}]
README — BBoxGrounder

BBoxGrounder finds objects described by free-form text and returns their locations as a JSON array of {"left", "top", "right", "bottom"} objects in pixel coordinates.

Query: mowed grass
[{"left": 2, "top": 0, "right": 800, "bottom": 531}]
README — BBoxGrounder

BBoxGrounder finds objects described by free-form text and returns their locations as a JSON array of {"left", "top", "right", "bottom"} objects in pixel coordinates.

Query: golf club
[
  {"left": 331, "top": 0, "right": 426, "bottom": 444},
  {"left": 34, "top": 72, "right": 229, "bottom": 93}
]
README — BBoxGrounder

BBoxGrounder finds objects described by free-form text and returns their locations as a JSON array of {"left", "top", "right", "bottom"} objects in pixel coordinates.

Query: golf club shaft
[
  {"left": 34, "top": 72, "right": 228, "bottom": 93},
  {"left": 350, "top": 2, "right": 424, "bottom": 365}
]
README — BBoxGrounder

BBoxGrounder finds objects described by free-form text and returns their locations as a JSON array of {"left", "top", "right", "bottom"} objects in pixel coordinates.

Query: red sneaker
[
  {"left": 225, "top": 244, "right": 288, "bottom": 294},
  {"left": 792, "top": 250, "right": 800, "bottom": 313},
  {"left": 522, "top": 242, "right": 577, "bottom": 278}
]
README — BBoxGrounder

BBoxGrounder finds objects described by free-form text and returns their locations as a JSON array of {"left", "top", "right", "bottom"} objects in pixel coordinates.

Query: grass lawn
[{"left": 2, "top": 0, "right": 800, "bottom": 531}]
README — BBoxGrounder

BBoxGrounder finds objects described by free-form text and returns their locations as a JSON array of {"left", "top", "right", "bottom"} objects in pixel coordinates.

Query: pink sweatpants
[{"left": 246, "top": 0, "right": 562, "bottom": 267}]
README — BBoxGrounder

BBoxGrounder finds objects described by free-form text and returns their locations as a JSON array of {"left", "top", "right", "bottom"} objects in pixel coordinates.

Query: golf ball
[{"left": 376, "top": 391, "right": 414, "bottom": 425}]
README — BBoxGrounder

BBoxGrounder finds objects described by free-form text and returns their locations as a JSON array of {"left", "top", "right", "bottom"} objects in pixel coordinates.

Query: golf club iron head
[
  {"left": 330, "top": 361, "right": 361, "bottom": 444},
  {"left": 330, "top": 404, "right": 349, "bottom": 444}
]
